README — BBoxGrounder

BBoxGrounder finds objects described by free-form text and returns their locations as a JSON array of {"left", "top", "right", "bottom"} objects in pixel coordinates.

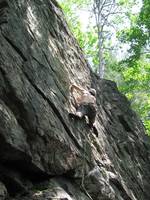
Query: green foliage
[
  {"left": 59, "top": 0, "right": 86, "bottom": 48},
  {"left": 58, "top": 0, "right": 100, "bottom": 71},
  {"left": 119, "top": 0, "right": 150, "bottom": 62},
  {"left": 117, "top": 0, "right": 150, "bottom": 135},
  {"left": 84, "top": 27, "right": 99, "bottom": 70},
  {"left": 118, "top": 59, "right": 150, "bottom": 135}
]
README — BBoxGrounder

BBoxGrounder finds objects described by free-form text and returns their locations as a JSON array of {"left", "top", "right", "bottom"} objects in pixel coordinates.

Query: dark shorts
[{"left": 77, "top": 103, "right": 97, "bottom": 125}]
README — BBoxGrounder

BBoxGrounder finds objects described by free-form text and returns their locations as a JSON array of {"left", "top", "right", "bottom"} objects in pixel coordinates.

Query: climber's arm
[
  {"left": 70, "top": 84, "right": 85, "bottom": 94},
  {"left": 70, "top": 84, "right": 85, "bottom": 108}
]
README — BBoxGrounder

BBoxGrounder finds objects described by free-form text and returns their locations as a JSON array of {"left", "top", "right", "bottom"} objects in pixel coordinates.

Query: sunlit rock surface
[{"left": 0, "top": 0, "right": 150, "bottom": 199}]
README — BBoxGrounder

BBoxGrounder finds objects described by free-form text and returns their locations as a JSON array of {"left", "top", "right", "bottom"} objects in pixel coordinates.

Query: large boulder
[{"left": 0, "top": 0, "right": 149, "bottom": 199}]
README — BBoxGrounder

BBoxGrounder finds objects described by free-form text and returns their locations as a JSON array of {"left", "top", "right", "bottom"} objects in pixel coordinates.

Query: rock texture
[
  {"left": 0, "top": 182, "right": 7, "bottom": 200},
  {"left": 0, "top": 0, "right": 150, "bottom": 199}
]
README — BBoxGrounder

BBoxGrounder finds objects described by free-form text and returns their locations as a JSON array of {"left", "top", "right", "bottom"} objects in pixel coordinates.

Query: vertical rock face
[{"left": 0, "top": 0, "right": 149, "bottom": 199}]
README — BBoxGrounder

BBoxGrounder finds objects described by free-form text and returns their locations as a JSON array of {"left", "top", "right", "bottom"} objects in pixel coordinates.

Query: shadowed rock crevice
[
  {"left": 0, "top": 0, "right": 149, "bottom": 200},
  {"left": 0, "top": 67, "right": 37, "bottom": 140},
  {"left": 0, "top": 0, "right": 9, "bottom": 25},
  {"left": 0, "top": 0, "right": 8, "bottom": 8},
  {"left": 2, "top": 34, "right": 27, "bottom": 62},
  {"left": 118, "top": 115, "right": 132, "bottom": 132}
]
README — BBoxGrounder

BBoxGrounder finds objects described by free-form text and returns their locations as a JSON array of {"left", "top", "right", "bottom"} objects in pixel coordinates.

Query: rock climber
[{"left": 69, "top": 84, "right": 98, "bottom": 136}]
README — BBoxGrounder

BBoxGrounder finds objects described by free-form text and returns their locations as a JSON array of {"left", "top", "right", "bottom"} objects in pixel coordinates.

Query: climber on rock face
[{"left": 69, "top": 84, "right": 97, "bottom": 130}]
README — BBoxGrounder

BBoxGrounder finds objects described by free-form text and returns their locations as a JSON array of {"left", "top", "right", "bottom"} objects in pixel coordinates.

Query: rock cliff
[{"left": 0, "top": 0, "right": 150, "bottom": 200}]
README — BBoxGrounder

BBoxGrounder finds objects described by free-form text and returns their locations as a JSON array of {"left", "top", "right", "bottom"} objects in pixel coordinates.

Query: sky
[{"left": 58, "top": 0, "right": 143, "bottom": 61}]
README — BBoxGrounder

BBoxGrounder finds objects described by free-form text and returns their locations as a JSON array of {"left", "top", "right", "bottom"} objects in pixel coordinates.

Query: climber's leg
[
  {"left": 92, "top": 126, "right": 98, "bottom": 137},
  {"left": 76, "top": 104, "right": 86, "bottom": 117},
  {"left": 87, "top": 104, "right": 97, "bottom": 128},
  {"left": 69, "top": 104, "right": 86, "bottom": 119}
]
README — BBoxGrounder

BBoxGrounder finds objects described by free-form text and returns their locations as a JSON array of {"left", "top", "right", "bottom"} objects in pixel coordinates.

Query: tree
[
  {"left": 121, "top": 0, "right": 150, "bottom": 62},
  {"left": 93, "top": 0, "right": 121, "bottom": 78},
  {"left": 59, "top": 0, "right": 126, "bottom": 77},
  {"left": 118, "top": 0, "right": 150, "bottom": 134},
  {"left": 118, "top": 59, "right": 150, "bottom": 134}
]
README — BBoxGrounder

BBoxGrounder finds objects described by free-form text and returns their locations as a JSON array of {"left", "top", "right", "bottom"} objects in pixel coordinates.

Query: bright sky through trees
[{"left": 77, "top": 0, "right": 143, "bottom": 61}]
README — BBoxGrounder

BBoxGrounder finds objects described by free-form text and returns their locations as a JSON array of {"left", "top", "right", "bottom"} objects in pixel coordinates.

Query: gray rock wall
[{"left": 0, "top": 0, "right": 149, "bottom": 199}]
